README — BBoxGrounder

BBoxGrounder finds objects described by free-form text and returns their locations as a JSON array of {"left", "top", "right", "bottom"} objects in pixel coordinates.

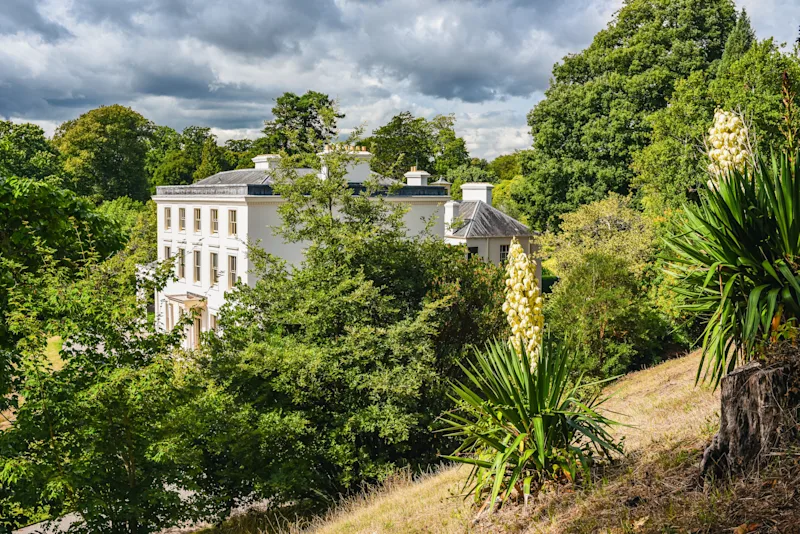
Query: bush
[
  {"left": 665, "top": 152, "right": 800, "bottom": 386},
  {"left": 546, "top": 252, "right": 669, "bottom": 378},
  {"left": 442, "top": 339, "right": 621, "bottom": 513}
]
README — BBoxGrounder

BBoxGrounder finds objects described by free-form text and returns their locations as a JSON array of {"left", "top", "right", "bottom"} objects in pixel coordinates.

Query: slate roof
[
  {"left": 449, "top": 201, "right": 532, "bottom": 238},
  {"left": 193, "top": 168, "right": 318, "bottom": 186}
]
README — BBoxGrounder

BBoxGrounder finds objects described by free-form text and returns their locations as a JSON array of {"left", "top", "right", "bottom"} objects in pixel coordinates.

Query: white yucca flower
[
  {"left": 502, "top": 238, "right": 544, "bottom": 365},
  {"left": 706, "top": 109, "right": 751, "bottom": 187}
]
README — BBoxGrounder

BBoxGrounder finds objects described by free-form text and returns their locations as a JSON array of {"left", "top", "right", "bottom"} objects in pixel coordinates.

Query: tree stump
[{"left": 700, "top": 360, "right": 791, "bottom": 478}]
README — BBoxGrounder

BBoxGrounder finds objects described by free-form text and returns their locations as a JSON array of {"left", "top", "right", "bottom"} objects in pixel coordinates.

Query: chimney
[
  {"left": 252, "top": 154, "right": 281, "bottom": 170},
  {"left": 444, "top": 200, "right": 460, "bottom": 232},
  {"left": 461, "top": 182, "right": 494, "bottom": 206},
  {"left": 404, "top": 167, "right": 430, "bottom": 187}
]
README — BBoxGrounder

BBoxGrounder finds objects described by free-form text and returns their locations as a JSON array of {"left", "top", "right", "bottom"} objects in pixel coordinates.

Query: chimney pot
[{"left": 460, "top": 182, "right": 494, "bottom": 206}]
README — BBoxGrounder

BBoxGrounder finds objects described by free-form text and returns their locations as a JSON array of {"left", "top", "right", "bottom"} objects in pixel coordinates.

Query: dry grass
[{"left": 200, "top": 350, "right": 800, "bottom": 534}]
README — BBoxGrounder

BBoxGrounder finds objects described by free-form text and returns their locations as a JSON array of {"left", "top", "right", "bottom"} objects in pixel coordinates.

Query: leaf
[{"left": 733, "top": 523, "right": 760, "bottom": 534}]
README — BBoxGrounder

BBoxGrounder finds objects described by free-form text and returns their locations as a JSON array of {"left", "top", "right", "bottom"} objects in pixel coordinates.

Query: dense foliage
[
  {"left": 0, "top": 121, "right": 61, "bottom": 182},
  {"left": 514, "top": 0, "right": 738, "bottom": 230},
  {"left": 54, "top": 105, "right": 154, "bottom": 202},
  {"left": 665, "top": 153, "right": 800, "bottom": 386},
  {"left": 197, "top": 150, "right": 506, "bottom": 510},
  {"left": 367, "top": 112, "right": 470, "bottom": 180}
]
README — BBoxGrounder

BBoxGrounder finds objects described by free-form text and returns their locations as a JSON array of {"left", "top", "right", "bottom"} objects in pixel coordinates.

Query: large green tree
[
  {"left": 196, "top": 150, "right": 505, "bottom": 511},
  {"left": 515, "top": 0, "right": 737, "bottom": 230},
  {"left": 369, "top": 112, "right": 470, "bottom": 180},
  {"left": 54, "top": 105, "right": 154, "bottom": 201},
  {"left": 262, "top": 91, "right": 343, "bottom": 155},
  {"left": 0, "top": 121, "right": 61, "bottom": 182}
]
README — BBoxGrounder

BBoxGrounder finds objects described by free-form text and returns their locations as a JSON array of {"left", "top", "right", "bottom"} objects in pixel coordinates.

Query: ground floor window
[
  {"left": 500, "top": 244, "right": 510, "bottom": 263},
  {"left": 467, "top": 246, "right": 479, "bottom": 259}
]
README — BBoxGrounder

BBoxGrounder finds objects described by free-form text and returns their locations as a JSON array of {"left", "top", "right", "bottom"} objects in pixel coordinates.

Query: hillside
[{"left": 281, "top": 351, "right": 798, "bottom": 534}]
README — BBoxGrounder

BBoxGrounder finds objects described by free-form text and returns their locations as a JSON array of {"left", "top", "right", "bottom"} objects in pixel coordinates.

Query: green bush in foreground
[
  {"left": 665, "top": 152, "right": 800, "bottom": 386},
  {"left": 441, "top": 339, "right": 621, "bottom": 513}
]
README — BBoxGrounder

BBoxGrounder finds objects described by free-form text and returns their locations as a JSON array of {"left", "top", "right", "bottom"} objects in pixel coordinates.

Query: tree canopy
[
  {"left": 54, "top": 105, "right": 154, "bottom": 202},
  {"left": 513, "top": 0, "right": 738, "bottom": 230}
]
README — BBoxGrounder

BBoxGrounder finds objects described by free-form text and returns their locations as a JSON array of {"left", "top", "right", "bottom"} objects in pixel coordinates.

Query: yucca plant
[
  {"left": 665, "top": 152, "right": 800, "bottom": 387},
  {"left": 440, "top": 339, "right": 621, "bottom": 513}
]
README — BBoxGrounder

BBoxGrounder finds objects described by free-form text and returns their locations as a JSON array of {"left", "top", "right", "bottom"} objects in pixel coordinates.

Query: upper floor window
[
  {"left": 210, "top": 252, "right": 219, "bottom": 285},
  {"left": 228, "top": 255, "right": 237, "bottom": 289},
  {"left": 500, "top": 244, "right": 510, "bottom": 263},
  {"left": 178, "top": 208, "right": 186, "bottom": 231},
  {"left": 193, "top": 250, "right": 201, "bottom": 283},
  {"left": 194, "top": 208, "right": 201, "bottom": 233},
  {"left": 228, "top": 210, "right": 237, "bottom": 236},
  {"left": 177, "top": 248, "right": 186, "bottom": 279},
  {"left": 164, "top": 246, "right": 171, "bottom": 260},
  {"left": 164, "top": 208, "right": 172, "bottom": 230},
  {"left": 211, "top": 209, "right": 219, "bottom": 234}
]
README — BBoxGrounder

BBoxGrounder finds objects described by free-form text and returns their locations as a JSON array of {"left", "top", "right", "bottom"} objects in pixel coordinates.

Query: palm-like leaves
[
  {"left": 440, "top": 339, "right": 621, "bottom": 513},
  {"left": 665, "top": 153, "right": 800, "bottom": 387}
]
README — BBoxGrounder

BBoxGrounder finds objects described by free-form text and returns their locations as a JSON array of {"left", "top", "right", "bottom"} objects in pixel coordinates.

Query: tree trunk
[{"left": 700, "top": 360, "right": 791, "bottom": 478}]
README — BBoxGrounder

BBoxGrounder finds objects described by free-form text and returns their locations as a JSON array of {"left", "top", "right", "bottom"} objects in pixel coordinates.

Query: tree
[
  {"left": 446, "top": 164, "right": 496, "bottom": 200},
  {"left": 145, "top": 125, "right": 181, "bottom": 189},
  {"left": 514, "top": 0, "right": 737, "bottom": 230},
  {"left": 97, "top": 196, "right": 147, "bottom": 235},
  {"left": 717, "top": 9, "right": 755, "bottom": 76},
  {"left": 0, "top": 177, "right": 124, "bottom": 352},
  {"left": 54, "top": 105, "right": 154, "bottom": 202},
  {"left": 152, "top": 150, "right": 197, "bottom": 187},
  {"left": 0, "top": 238, "right": 198, "bottom": 532},
  {"left": 369, "top": 112, "right": 470, "bottom": 180},
  {"left": 192, "top": 137, "right": 232, "bottom": 182},
  {"left": 487, "top": 153, "right": 521, "bottom": 184},
  {"left": 262, "top": 91, "right": 343, "bottom": 155},
  {"left": 195, "top": 149, "right": 506, "bottom": 510},
  {"left": 0, "top": 121, "right": 61, "bottom": 182},
  {"left": 634, "top": 39, "right": 800, "bottom": 213}
]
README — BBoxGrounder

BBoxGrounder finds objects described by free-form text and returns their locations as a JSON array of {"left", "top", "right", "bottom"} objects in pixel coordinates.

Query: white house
[{"left": 152, "top": 147, "right": 536, "bottom": 349}]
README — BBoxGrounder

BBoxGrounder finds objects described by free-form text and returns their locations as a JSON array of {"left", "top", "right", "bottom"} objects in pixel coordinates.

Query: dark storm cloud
[
  {"left": 72, "top": 0, "right": 345, "bottom": 57},
  {"left": 0, "top": 0, "right": 622, "bottom": 153},
  {"left": 0, "top": 0, "right": 72, "bottom": 41}
]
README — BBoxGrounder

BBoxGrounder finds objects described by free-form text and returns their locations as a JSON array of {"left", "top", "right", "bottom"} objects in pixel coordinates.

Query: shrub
[
  {"left": 546, "top": 252, "right": 669, "bottom": 378},
  {"left": 441, "top": 340, "right": 621, "bottom": 513},
  {"left": 665, "top": 152, "right": 800, "bottom": 386}
]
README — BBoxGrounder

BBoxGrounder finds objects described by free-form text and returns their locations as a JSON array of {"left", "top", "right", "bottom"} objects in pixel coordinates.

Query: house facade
[{"left": 152, "top": 148, "right": 536, "bottom": 349}]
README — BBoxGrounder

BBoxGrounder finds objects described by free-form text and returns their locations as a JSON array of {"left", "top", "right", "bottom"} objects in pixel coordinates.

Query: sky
[{"left": 1, "top": 0, "right": 798, "bottom": 160}]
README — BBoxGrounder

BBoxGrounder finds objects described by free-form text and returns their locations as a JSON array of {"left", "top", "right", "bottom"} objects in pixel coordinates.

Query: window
[
  {"left": 193, "top": 250, "right": 201, "bottom": 283},
  {"left": 209, "top": 313, "right": 218, "bottom": 332},
  {"left": 193, "top": 317, "right": 201, "bottom": 347},
  {"left": 211, "top": 209, "right": 219, "bottom": 234},
  {"left": 164, "top": 246, "right": 171, "bottom": 260},
  {"left": 500, "top": 244, "right": 510, "bottom": 263},
  {"left": 177, "top": 248, "right": 185, "bottom": 279},
  {"left": 227, "top": 255, "right": 237, "bottom": 289},
  {"left": 228, "top": 209, "right": 237, "bottom": 236},
  {"left": 467, "top": 246, "right": 479, "bottom": 259},
  {"left": 166, "top": 303, "right": 172, "bottom": 330},
  {"left": 194, "top": 208, "right": 201, "bottom": 233},
  {"left": 210, "top": 252, "right": 219, "bottom": 285},
  {"left": 164, "top": 207, "right": 172, "bottom": 230},
  {"left": 178, "top": 208, "right": 186, "bottom": 231}
]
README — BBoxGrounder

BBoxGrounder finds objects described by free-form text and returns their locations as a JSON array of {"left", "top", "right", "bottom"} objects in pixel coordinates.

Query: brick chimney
[{"left": 461, "top": 182, "right": 494, "bottom": 206}]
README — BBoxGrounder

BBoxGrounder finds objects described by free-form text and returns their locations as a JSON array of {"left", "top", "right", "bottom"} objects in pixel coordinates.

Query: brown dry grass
[{"left": 203, "top": 351, "right": 800, "bottom": 534}]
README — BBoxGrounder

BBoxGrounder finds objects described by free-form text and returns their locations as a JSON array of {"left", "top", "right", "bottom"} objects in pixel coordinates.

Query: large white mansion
[{"left": 152, "top": 147, "right": 537, "bottom": 348}]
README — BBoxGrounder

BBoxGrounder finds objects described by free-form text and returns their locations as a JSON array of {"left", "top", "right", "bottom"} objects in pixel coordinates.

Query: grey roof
[
  {"left": 193, "top": 168, "right": 319, "bottom": 186},
  {"left": 449, "top": 201, "right": 532, "bottom": 238}
]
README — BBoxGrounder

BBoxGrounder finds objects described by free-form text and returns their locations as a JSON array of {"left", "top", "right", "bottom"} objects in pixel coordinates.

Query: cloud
[{"left": 0, "top": 0, "right": 627, "bottom": 157}]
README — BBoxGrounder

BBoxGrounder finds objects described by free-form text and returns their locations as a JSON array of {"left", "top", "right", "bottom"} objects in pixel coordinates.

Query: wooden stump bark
[{"left": 700, "top": 360, "right": 791, "bottom": 478}]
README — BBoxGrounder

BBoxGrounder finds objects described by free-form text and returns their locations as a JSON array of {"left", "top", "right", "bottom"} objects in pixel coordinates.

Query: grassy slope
[{"left": 302, "top": 352, "right": 800, "bottom": 534}]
